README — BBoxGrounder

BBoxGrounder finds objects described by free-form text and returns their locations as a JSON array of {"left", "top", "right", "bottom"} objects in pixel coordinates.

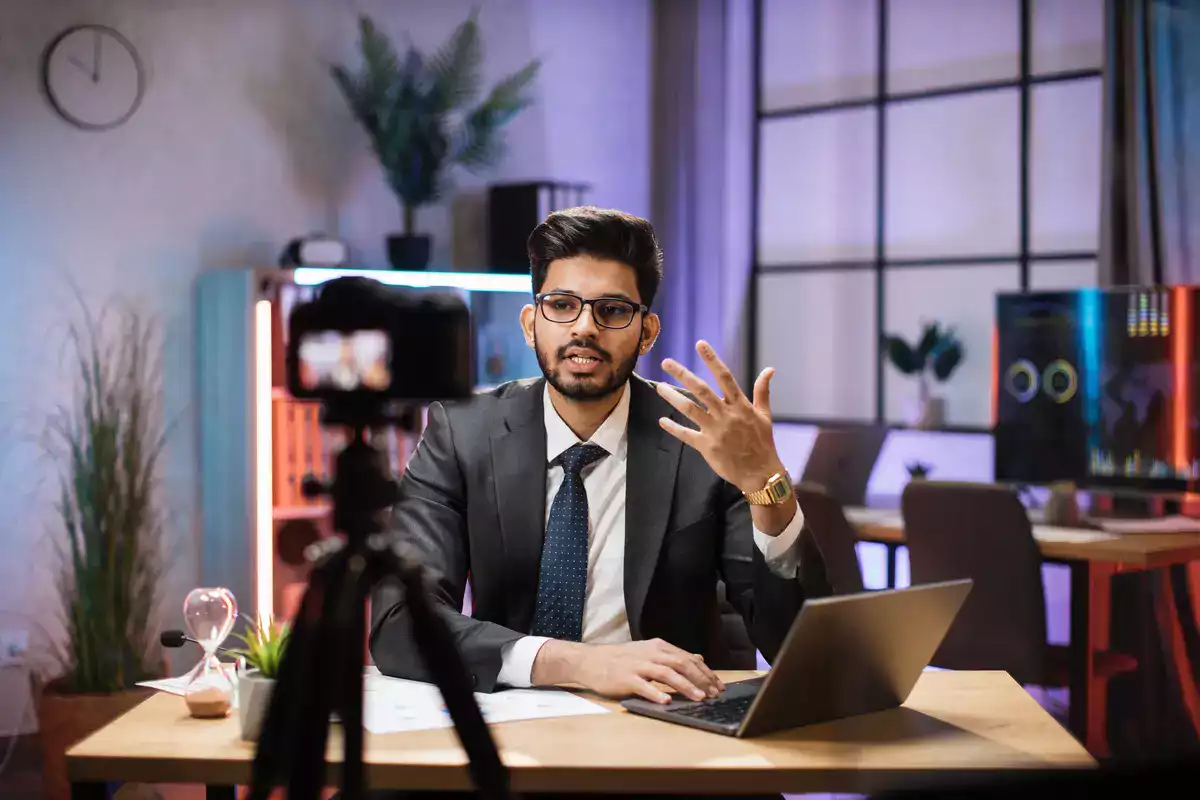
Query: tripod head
[{"left": 247, "top": 277, "right": 514, "bottom": 800}]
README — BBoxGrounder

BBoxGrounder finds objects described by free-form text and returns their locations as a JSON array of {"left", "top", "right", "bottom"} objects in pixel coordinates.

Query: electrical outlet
[{"left": 0, "top": 628, "right": 28, "bottom": 665}]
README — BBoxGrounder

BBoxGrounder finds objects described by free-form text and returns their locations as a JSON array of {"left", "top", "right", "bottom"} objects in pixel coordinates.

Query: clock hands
[{"left": 65, "top": 33, "right": 100, "bottom": 83}]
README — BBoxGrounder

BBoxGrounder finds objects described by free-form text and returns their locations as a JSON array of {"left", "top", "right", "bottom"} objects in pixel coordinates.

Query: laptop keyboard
[{"left": 670, "top": 694, "right": 755, "bottom": 726}]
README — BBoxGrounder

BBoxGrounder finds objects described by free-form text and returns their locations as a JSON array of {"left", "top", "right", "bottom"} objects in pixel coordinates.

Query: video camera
[
  {"left": 250, "top": 276, "right": 515, "bottom": 800},
  {"left": 285, "top": 276, "right": 475, "bottom": 425}
]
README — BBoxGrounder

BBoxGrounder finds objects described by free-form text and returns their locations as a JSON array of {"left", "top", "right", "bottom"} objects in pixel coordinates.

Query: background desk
[
  {"left": 67, "top": 671, "right": 1094, "bottom": 797},
  {"left": 845, "top": 507, "right": 1200, "bottom": 755}
]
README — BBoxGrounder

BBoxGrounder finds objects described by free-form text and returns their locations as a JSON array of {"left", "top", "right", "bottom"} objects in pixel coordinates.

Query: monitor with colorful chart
[{"left": 993, "top": 286, "right": 1199, "bottom": 493}]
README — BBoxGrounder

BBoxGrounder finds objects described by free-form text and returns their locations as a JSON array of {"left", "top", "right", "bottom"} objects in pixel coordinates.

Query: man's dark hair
[{"left": 526, "top": 206, "right": 664, "bottom": 309}]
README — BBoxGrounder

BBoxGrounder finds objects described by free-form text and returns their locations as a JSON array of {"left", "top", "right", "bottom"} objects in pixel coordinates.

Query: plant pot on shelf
[
  {"left": 910, "top": 395, "right": 945, "bottom": 430},
  {"left": 387, "top": 234, "right": 432, "bottom": 270},
  {"left": 36, "top": 678, "right": 155, "bottom": 800},
  {"left": 238, "top": 669, "right": 276, "bottom": 741},
  {"left": 906, "top": 377, "right": 946, "bottom": 430}
]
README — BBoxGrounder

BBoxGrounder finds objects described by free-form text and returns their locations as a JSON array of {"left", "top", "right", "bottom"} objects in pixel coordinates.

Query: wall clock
[{"left": 41, "top": 25, "right": 145, "bottom": 131}]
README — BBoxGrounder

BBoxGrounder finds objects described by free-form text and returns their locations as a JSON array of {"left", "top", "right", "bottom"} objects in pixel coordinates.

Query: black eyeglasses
[{"left": 535, "top": 292, "right": 648, "bottom": 330}]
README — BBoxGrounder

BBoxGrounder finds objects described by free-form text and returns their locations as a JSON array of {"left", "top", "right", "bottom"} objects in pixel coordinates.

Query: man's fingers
[
  {"left": 689, "top": 652, "right": 725, "bottom": 690},
  {"left": 697, "top": 341, "right": 744, "bottom": 403},
  {"left": 642, "top": 664, "right": 705, "bottom": 701},
  {"left": 752, "top": 367, "right": 774, "bottom": 414},
  {"left": 656, "top": 382, "right": 708, "bottom": 426},
  {"left": 661, "top": 359, "right": 723, "bottom": 409},
  {"left": 663, "top": 654, "right": 720, "bottom": 697},
  {"left": 659, "top": 416, "right": 703, "bottom": 447},
  {"left": 650, "top": 641, "right": 721, "bottom": 696},
  {"left": 631, "top": 678, "right": 672, "bottom": 705}
]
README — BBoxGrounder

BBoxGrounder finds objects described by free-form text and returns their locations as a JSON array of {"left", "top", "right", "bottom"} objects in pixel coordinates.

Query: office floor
[{"left": 0, "top": 735, "right": 42, "bottom": 800}]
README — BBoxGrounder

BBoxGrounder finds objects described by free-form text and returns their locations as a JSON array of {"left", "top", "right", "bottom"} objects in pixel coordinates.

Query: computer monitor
[{"left": 993, "top": 286, "right": 1200, "bottom": 493}]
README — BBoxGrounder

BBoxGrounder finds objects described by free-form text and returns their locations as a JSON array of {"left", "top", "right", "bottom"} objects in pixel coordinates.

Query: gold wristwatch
[{"left": 743, "top": 471, "right": 794, "bottom": 506}]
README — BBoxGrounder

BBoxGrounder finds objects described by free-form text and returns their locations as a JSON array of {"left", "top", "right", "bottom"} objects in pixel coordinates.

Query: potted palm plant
[
  {"left": 881, "top": 321, "right": 964, "bottom": 429},
  {"left": 331, "top": 12, "right": 541, "bottom": 269},
  {"left": 35, "top": 300, "right": 167, "bottom": 800},
  {"left": 230, "top": 615, "right": 291, "bottom": 741}
]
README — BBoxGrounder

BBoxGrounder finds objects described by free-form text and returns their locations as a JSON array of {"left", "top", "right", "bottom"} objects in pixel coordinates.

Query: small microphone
[
  {"left": 160, "top": 630, "right": 189, "bottom": 648},
  {"left": 160, "top": 629, "right": 234, "bottom": 654}
]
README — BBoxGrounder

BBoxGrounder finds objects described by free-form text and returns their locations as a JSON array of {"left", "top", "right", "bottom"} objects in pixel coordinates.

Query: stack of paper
[
  {"left": 362, "top": 671, "right": 609, "bottom": 734},
  {"left": 137, "top": 668, "right": 610, "bottom": 733},
  {"left": 1091, "top": 515, "right": 1200, "bottom": 534}
]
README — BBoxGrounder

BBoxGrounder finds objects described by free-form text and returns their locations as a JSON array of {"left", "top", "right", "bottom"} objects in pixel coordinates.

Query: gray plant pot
[{"left": 238, "top": 670, "right": 276, "bottom": 741}]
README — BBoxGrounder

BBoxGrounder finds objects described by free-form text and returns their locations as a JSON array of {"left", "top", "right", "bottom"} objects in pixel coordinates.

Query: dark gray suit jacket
[{"left": 369, "top": 374, "right": 831, "bottom": 692}]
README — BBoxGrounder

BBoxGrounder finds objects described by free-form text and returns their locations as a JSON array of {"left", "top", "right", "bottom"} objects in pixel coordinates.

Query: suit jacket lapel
[
  {"left": 624, "top": 375, "right": 683, "bottom": 639},
  {"left": 490, "top": 380, "right": 547, "bottom": 634}
]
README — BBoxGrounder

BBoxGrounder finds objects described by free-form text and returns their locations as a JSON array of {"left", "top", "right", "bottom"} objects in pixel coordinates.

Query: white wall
[{"left": 0, "top": 0, "right": 651, "bottom": 733}]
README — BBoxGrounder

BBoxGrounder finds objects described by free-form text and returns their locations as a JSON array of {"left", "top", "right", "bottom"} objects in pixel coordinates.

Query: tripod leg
[
  {"left": 335, "top": 552, "right": 370, "bottom": 800},
  {"left": 377, "top": 549, "right": 514, "bottom": 800},
  {"left": 249, "top": 556, "right": 332, "bottom": 800},
  {"left": 288, "top": 551, "right": 352, "bottom": 800}
]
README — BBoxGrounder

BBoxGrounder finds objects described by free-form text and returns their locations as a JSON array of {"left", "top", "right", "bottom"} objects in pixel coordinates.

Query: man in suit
[{"left": 371, "top": 206, "right": 829, "bottom": 707}]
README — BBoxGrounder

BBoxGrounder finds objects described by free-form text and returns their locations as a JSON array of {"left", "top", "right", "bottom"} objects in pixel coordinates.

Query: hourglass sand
[{"left": 181, "top": 587, "right": 238, "bottom": 718}]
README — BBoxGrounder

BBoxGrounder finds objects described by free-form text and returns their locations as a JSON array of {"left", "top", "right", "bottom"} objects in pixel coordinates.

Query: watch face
[{"left": 770, "top": 473, "right": 792, "bottom": 500}]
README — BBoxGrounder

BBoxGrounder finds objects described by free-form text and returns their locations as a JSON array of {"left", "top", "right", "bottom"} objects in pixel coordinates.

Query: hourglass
[{"left": 181, "top": 587, "right": 238, "bottom": 718}]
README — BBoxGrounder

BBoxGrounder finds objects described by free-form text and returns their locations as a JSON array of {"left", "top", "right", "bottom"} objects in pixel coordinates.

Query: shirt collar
[{"left": 544, "top": 380, "right": 630, "bottom": 463}]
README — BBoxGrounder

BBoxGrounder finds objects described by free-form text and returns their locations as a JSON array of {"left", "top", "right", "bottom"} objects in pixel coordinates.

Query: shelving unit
[{"left": 196, "top": 267, "right": 536, "bottom": 627}]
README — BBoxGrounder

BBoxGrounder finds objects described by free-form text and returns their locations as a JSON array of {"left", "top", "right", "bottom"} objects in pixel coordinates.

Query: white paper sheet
[
  {"left": 844, "top": 507, "right": 902, "bottom": 527},
  {"left": 1091, "top": 515, "right": 1200, "bottom": 534},
  {"left": 1032, "top": 525, "right": 1121, "bottom": 544},
  {"left": 137, "top": 670, "right": 240, "bottom": 708},
  {"left": 361, "top": 672, "right": 609, "bottom": 734}
]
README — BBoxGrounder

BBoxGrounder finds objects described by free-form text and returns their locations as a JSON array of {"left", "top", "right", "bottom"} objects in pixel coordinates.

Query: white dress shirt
[{"left": 496, "top": 382, "right": 805, "bottom": 687}]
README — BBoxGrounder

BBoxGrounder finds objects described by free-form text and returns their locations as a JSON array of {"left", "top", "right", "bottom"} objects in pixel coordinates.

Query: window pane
[
  {"left": 882, "top": 263, "right": 1020, "bottom": 427},
  {"left": 1033, "top": 0, "right": 1105, "bottom": 74},
  {"left": 761, "top": 0, "right": 877, "bottom": 110},
  {"left": 885, "top": 90, "right": 1020, "bottom": 259},
  {"left": 1031, "top": 78, "right": 1102, "bottom": 253},
  {"left": 757, "top": 270, "right": 877, "bottom": 420},
  {"left": 888, "top": 0, "right": 1019, "bottom": 94},
  {"left": 1029, "top": 260, "right": 1098, "bottom": 290},
  {"left": 759, "top": 108, "right": 878, "bottom": 264}
]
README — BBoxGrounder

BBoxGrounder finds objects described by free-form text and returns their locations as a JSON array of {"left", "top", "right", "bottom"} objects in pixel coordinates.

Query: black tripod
[{"left": 247, "top": 416, "right": 514, "bottom": 800}]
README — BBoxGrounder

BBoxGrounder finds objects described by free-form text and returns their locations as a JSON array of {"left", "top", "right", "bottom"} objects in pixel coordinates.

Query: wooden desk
[
  {"left": 847, "top": 507, "right": 1200, "bottom": 568},
  {"left": 845, "top": 506, "right": 1200, "bottom": 757},
  {"left": 67, "top": 671, "right": 1094, "bottom": 797}
]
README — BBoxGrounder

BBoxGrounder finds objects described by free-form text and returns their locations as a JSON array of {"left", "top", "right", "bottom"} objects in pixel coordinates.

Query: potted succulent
[
  {"left": 881, "top": 322, "right": 964, "bottom": 429},
  {"left": 331, "top": 12, "right": 541, "bottom": 270},
  {"left": 35, "top": 301, "right": 167, "bottom": 800},
  {"left": 230, "top": 615, "right": 291, "bottom": 741},
  {"left": 906, "top": 461, "right": 932, "bottom": 480}
]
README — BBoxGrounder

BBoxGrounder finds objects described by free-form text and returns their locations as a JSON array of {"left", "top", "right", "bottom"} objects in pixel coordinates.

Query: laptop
[
  {"left": 621, "top": 578, "right": 973, "bottom": 737},
  {"left": 800, "top": 426, "right": 888, "bottom": 507}
]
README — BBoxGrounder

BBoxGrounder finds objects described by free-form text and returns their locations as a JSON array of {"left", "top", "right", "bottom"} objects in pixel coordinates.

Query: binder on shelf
[{"left": 487, "top": 181, "right": 591, "bottom": 273}]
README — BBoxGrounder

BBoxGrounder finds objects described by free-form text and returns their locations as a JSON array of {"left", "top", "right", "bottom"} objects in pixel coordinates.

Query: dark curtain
[
  {"left": 1101, "top": 0, "right": 1200, "bottom": 286},
  {"left": 1100, "top": 2, "right": 1200, "bottom": 756}
]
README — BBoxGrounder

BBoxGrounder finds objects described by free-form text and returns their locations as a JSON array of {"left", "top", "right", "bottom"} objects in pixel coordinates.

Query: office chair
[
  {"left": 795, "top": 483, "right": 866, "bottom": 595},
  {"left": 901, "top": 480, "right": 1137, "bottom": 755}
]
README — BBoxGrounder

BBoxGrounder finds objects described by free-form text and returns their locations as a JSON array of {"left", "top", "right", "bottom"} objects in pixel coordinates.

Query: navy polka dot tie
[{"left": 532, "top": 443, "right": 608, "bottom": 641}]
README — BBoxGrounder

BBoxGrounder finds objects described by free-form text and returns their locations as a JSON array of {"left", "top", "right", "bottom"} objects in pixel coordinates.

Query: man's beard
[{"left": 534, "top": 334, "right": 639, "bottom": 401}]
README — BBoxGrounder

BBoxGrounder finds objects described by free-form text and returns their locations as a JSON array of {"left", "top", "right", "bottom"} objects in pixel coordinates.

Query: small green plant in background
[
  {"left": 881, "top": 321, "right": 964, "bottom": 387},
  {"left": 330, "top": 11, "right": 542, "bottom": 237},
  {"left": 906, "top": 461, "right": 932, "bottom": 480},
  {"left": 44, "top": 300, "right": 167, "bottom": 694},
  {"left": 230, "top": 616, "right": 291, "bottom": 680}
]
